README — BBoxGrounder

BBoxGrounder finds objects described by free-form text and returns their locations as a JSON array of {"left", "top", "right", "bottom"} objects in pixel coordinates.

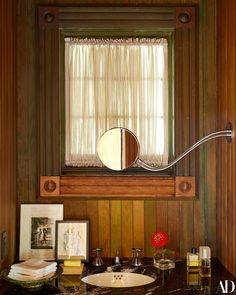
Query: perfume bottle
[
  {"left": 199, "top": 246, "right": 211, "bottom": 277},
  {"left": 187, "top": 247, "right": 199, "bottom": 272}
]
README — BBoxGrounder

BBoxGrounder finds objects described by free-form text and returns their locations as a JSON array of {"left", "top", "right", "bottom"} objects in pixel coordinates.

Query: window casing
[{"left": 38, "top": 6, "right": 198, "bottom": 198}]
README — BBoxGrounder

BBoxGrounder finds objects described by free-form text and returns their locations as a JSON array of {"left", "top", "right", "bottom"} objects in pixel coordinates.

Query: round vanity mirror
[
  {"left": 97, "top": 127, "right": 140, "bottom": 171},
  {"left": 98, "top": 126, "right": 233, "bottom": 172}
]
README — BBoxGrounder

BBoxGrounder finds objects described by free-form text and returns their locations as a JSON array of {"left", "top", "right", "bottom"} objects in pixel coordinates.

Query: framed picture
[
  {"left": 19, "top": 204, "right": 64, "bottom": 261},
  {"left": 56, "top": 220, "right": 89, "bottom": 262}
]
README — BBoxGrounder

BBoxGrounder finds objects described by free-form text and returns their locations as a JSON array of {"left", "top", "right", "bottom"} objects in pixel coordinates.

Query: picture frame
[
  {"left": 56, "top": 220, "right": 89, "bottom": 262},
  {"left": 19, "top": 204, "right": 64, "bottom": 261}
]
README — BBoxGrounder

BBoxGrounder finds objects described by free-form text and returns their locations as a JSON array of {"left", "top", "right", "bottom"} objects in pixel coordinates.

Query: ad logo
[{"left": 216, "top": 280, "right": 236, "bottom": 294}]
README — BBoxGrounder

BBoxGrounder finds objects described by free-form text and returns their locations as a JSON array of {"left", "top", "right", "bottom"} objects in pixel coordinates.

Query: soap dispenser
[{"left": 187, "top": 247, "right": 199, "bottom": 272}]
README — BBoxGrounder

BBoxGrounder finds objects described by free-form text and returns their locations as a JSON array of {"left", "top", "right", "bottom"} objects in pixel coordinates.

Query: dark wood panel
[
  {"left": 110, "top": 201, "right": 122, "bottom": 256},
  {"left": 17, "top": 0, "right": 220, "bottom": 261},
  {"left": 0, "top": 0, "right": 17, "bottom": 270},
  {"left": 193, "top": 0, "right": 218, "bottom": 259},
  {"left": 17, "top": 0, "right": 38, "bottom": 203},
  {"left": 167, "top": 202, "right": 180, "bottom": 256},
  {"left": 121, "top": 201, "right": 133, "bottom": 257},
  {"left": 133, "top": 201, "right": 145, "bottom": 252},
  {"left": 204, "top": 0, "right": 217, "bottom": 257},
  {"left": 179, "top": 201, "right": 194, "bottom": 255},
  {"left": 98, "top": 201, "right": 110, "bottom": 257},
  {"left": 39, "top": 29, "right": 60, "bottom": 176},
  {"left": 144, "top": 201, "right": 157, "bottom": 257},
  {"left": 86, "top": 201, "right": 99, "bottom": 256},
  {"left": 217, "top": 0, "right": 236, "bottom": 276}
]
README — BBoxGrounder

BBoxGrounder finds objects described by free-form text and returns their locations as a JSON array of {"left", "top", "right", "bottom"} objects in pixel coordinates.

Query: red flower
[{"left": 151, "top": 231, "right": 168, "bottom": 248}]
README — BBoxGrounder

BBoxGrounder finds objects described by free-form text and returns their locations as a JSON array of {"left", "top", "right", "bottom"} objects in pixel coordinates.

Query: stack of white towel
[{"left": 8, "top": 258, "right": 57, "bottom": 281}]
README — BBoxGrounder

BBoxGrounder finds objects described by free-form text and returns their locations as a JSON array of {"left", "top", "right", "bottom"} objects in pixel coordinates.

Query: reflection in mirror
[
  {"left": 97, "top": 126, "right": 233, "bottom": 172},
  {"left": 97, "top": 128, "right": 139, "bottom": 171}
]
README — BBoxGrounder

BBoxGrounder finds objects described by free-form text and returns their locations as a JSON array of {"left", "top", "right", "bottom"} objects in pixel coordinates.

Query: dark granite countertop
[{"left": 0, "top": 258, "right": 235, "bottom": 294}]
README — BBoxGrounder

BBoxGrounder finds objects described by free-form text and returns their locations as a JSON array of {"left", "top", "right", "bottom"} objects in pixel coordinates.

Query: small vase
[{"left": 153, "top": 249, "right": 175, "bottom": 270}]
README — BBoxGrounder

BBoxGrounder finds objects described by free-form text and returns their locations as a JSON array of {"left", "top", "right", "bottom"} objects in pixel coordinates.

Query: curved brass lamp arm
[{"left": 136, "top": 129, "right": 233, "bottom": 172}]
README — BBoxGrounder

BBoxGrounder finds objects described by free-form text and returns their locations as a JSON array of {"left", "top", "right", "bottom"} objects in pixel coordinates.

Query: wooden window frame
[{"left": 38, "top": 6, "right": 198, "bottom": 199}]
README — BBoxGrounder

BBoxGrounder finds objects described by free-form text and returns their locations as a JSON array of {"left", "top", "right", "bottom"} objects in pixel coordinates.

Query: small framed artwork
[
  {"left": 19, "top": 204, "right": 64, "bottom": 261},
  {"left": 56, "top": 220, "right": 89, "bottom": 262}
]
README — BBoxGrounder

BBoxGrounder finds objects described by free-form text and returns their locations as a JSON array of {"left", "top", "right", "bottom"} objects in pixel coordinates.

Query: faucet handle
[
  {"left": 92, "top": 248, "right": 104, "bottom": 266},
  {"left": 131, "top": 247, "right": 143, "bottom": 266}
]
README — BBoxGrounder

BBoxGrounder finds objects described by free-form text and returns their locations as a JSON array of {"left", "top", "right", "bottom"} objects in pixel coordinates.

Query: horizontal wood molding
[
  {"left": 40, "top": 175, "right": 195, "bottom": 198},
  {"left": 39, "top": 7, "right": 176, "bottom": 29}
]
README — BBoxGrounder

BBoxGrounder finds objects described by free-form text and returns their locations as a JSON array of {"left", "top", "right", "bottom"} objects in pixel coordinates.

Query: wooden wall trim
[
  {"left": 217, "top": 0, "right": 236, "bottom": 277},
  {"left": 40, "top": 175, "right": 195, "bottom": 198},
  {"left": 0, "top": 0, "right": 17, "bottom": 269}
]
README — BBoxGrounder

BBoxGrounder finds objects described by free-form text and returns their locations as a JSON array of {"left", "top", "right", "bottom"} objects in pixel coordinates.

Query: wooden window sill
[{"left": 40, "top": 175, "right": 195, "bottom": 199}]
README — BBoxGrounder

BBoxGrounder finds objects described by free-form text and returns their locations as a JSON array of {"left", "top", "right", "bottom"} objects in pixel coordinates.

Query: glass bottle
[
  {"left": 187, "top": 247, "right": 199, "bottom": 272},
  {"left": 153, "top": 248, "right": 175, "bottom": 270},
  {"left": 199, "top": 246, "right": 211, "bottom": 277}
]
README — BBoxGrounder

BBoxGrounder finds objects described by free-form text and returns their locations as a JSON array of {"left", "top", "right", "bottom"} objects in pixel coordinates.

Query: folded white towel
[
  {"left": 8, "top": 270, "right": 56, "bottom": 281},
  {"left": 9, "top": 266, "right": 57, "bottom": 278},
  {"left": 11, "top": 259, "right": 57, "bottom": 275},
  {"left": 9, "top": 259, "right": 57, "bottom": 281}
]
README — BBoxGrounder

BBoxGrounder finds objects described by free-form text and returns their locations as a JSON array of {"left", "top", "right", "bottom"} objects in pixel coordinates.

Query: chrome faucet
[
  {"left": 92, "top": 248, "right": 104, "bottom": 266},
  {"left": 131, "top": 247, "right": 143, "bottom": 266}
]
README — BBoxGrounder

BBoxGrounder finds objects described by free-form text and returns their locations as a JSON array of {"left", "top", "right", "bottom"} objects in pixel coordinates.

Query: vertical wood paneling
[
  {"left": 144, "top": 201, "right": 157, "bottom": 257},
  {"left": 39, "top": 29, "right": 60, "bottom": 176},
  {"left": 17, "top": 0, "right": 38, "bottom": 203},
  {"left": 193, "top": 201, "right": 204, "bottom": 249},
  {"left": 179, "top": 202, "right": 194, "bottom": 255},
  {"left": 225, "top": 0, "right": 236, "bottom": 275},
  {"left": 121, "top": 201, "right": 133, "bottom": 257},
  {"left": 86, "top": 201, "right": 99, "bottom": 257},
  {"left": 110, "top": 200, "right": 122, "bottom": 257},
  {"left": 16, "top": 0, "right": 221, "bottom": 263},
  {"left": 156, "top": 201, "right": 168, "bottom": 232},
  {"left": 64, "top": 200, "right": 88, "bottom": 219},
  {"left": 0, "top": 0, "right": 17, "bottom": 269},
  {"left": 204, "top": 0, "right": 217, "bottom": 256},
  {"left": 217, "top": 0, "right": 236, "bottom": 276},
  {"left": 133, "top": 201, "right": 144, "bottom": 252},
  {"left": 175, "top": 29, "right": 191, "bottom": 175},
  {"left": 167, "top": 202, "right": 180, "bottom": 256},
  {"left": 98, "top": 201, "right": 110, "bottom": 257},
  {"left": 193, "top": 0, "right": 217, "bottom": 258}
]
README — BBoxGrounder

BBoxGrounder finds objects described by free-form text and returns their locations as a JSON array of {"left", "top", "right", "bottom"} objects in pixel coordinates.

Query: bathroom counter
[{"left": 0, "top": 258, "right": 235, "bottom": 294}]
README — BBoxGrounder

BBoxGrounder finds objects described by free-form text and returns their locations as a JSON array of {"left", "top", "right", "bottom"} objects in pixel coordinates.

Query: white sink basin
[{"left": 81, "top": 272, "right": 155, "bottom": 288}]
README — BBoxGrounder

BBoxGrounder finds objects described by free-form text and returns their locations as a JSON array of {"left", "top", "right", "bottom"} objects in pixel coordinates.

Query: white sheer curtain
[{"left": 65, "top": 37, "right": 169, "bottom": 167}]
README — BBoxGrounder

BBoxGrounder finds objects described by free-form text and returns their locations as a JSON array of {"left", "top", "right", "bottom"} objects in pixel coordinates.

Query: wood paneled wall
[
  {"left": 0, "top": 0, "right": 17, "bottom": 269},
  {"left": 217, "top": 0, "right": 236, "bottom": 276},
  {"left": 17, "top": 0, "right": 218, "bottom": 260}
]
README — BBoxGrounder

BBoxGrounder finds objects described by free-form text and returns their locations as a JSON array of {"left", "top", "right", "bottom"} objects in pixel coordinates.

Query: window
[
  {"left": 38, "top": 6, "right": 197, "bottom": 198},
  {"left": 64, "top": 37, "right": 169, "bottom": 168}
]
